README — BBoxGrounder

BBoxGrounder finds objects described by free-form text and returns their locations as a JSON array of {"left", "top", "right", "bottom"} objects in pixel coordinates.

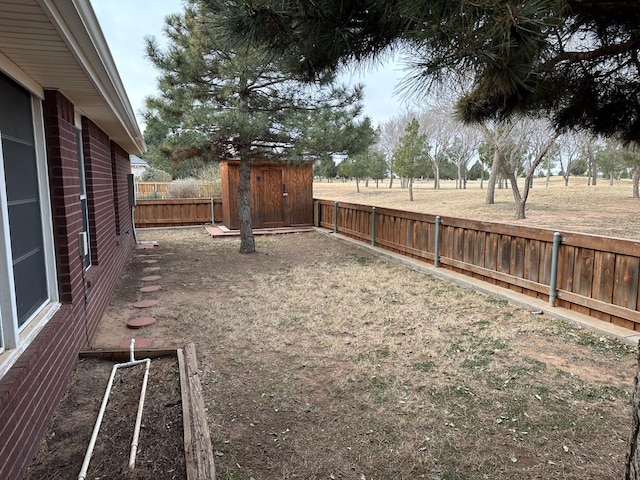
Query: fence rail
[
  {"left": 314, "top": 199, "right": 640, "bottom": 331},
  {"left": 134, "top": 198, "right": 222, "bottom": 228}
]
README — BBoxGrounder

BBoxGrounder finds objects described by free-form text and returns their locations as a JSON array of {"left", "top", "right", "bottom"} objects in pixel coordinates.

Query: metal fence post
[
  {"left": 549, "top": 232, "right": 562, "bottom": 307},
  {"left": 434, "top": 216, "right": 441, "bottom": 268},
  {"left": 371, "top": 207, "right": 376, "bottom": 246},
  {"left": 210, "top": 198, "right": 214, "bottom": 224},
  {"left": 333, "top": 201, "right": 339, "bottom": 233}
]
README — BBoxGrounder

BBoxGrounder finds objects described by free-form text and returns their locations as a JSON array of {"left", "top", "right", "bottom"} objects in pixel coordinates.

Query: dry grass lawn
[
  {"left": 91, "top": 228, "right": 637, "bottom": 480},
  {"left": 313, "top": 176, "right": 640, "bottom": 240}
]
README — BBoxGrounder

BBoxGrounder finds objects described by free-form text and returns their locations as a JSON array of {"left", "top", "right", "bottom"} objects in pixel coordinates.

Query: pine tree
[
  {"left": 145, "top": 0, "right": 365, "bottom": 252},
  {"left": 223, "top": 0, "right": 640, "bottom": 144},
  {"left": 391, "top": 119, "right": 431, "bottom": 201}
]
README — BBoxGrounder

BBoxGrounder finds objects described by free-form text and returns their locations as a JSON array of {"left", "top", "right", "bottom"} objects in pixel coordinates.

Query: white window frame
[
  {"left": 0, "top": 89, "right": 60, "bottom": 378},
  {"left": 76, "top": 126, "right": 92, "bottom": 269}
]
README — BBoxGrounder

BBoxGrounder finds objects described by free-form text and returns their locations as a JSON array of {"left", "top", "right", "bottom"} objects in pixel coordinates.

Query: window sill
[{"left": 0, "top": 302, "right": 62, "bottom": 380}]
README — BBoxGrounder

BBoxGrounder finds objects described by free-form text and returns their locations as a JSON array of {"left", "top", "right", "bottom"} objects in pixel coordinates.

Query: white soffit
[{"left": 0, "top": 0, "right": 145, "bottom": 154}]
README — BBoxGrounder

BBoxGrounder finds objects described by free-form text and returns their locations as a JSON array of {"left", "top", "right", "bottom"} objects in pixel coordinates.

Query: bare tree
[
  {"left": 481, "top": 121, "right": 522, "bottom": 205},
  {"left": 449, "top": 125, "right": 481, "bottom": 189},
  {"left": 557, "top": 132, "right": 583, "bottom": 186},
  {"left": 377, "top": 112, "right": 413, "bottom": 188},
  {"left": 418, "top": 107, "right": 452, "bottom": 189},
  {"left": 581, "top": 134, "right": 602, "bottom": 186},
  {"left": 482, "top": 118, "right": 558, "bottom": 218}
]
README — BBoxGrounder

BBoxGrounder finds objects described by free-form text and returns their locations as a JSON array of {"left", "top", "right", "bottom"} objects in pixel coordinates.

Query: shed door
[{"left": 260, "top": 168, "right": 286, "bottom": 228}]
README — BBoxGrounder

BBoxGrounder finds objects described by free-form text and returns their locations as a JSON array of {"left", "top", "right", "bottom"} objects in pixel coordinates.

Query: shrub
[
  {"left": 197, "top": 164, "right": 222, "bottom": 198},
  {"left": 138, "top": 191, "right": 162, "bottom": 200},
  {"left": 140, "top": 167, "right": 172, "bottom": 182},
  {"left": 165, "top": 179, "right": 201, "bottom": 198}
]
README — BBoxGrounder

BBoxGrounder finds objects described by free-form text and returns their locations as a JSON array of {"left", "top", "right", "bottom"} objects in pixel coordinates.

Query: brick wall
[{"left": 0, "top": 90, "right": 135, "bottom": 479}]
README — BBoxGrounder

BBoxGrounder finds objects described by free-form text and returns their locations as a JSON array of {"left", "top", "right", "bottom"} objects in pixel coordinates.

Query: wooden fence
[
  {"left": 314, "top": 199, "right": 640, "bottom": 331},
  {"left": 136, "top": 182, "right": 170, "bottom": 198},
  {"left": 134, "top": 199, "right": 223, "bottom": 228}
]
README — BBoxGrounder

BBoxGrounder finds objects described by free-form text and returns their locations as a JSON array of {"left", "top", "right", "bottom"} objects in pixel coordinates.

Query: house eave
[{"left": 0, "top": 0, "right": 145, "bottom": 154}]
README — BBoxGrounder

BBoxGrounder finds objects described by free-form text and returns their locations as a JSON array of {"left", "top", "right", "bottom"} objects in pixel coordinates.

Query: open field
[
  {"left": 313, "top": 176, "right": 640, "bottom": 240},
  {"left": 76, "top": 228, "right": 638, "bottom": 480}
]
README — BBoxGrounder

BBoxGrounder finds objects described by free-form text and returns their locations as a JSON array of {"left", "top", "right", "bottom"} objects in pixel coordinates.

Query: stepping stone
[
  {"left": 136, "top": 244, "right": 155, "bottom": 250},
  {"left": 142, "top": 259, "right": 158, "bottom": 264},
  {"left": 119, "top": 337, "right": 153, "bottom": 348},
  {"left": 141, "top": 275, "right": 161, "bottom": 282},
  {"left": 127, "top": 317, "right": 157, "bottom": 329},
  {"left": 139, "top": 285, "right": 162, "bottom": 293},
  {"left": 143, "top": 266, "right": 160, "bottom": 272},
  {"left": 133, "top": 299, "right": 158, "bottom": 308}
]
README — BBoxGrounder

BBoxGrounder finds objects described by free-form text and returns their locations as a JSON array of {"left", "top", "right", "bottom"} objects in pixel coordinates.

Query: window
[
  {"left": 0, "top": 72, "right": 58, "bottom": 358},
  {"left": 76, "top": 128, "right": 91, "bottom": 268}
]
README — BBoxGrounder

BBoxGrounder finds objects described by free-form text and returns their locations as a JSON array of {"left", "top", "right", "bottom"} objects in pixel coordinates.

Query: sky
[{"left": 91, "top": 0, "right": 409, "bottom": 134}]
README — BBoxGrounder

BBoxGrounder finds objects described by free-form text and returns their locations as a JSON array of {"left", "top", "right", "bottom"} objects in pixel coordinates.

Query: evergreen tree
[
  {"left": 392, "top": 119, "right": 431, "bottom": 201},
  {"left": 337, "top": 154, "right": 368, "bottom": 192},
  {"left": 314, "top": 155, "right": 337, "bottom": 181},
  {"left": 224, "top": 0, "right": 640, "bottom": 143},
  {"left": 145, "top": 0, "right": 364, "bottom": 253},
  {"left": 366, "top": 151, "right": 388, "bottom": 187}
]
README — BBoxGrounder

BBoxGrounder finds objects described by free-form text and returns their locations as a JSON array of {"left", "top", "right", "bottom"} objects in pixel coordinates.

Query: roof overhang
[{"left": 0, "top": 0, "right": 145, "bottom": 154}]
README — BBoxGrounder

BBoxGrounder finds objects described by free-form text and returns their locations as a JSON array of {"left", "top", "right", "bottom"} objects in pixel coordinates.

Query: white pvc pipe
[
  {"left": 128, "top": 357, "right": 151, "bottom": 469},
  {"left": 78, "top": 339, "right": 151, "bottom": 480}
]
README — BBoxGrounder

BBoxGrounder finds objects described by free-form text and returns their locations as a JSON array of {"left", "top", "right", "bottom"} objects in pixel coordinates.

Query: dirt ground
[
  {"left": 27, "top": 357, "right": 185, "bottom": 480},
  {"left": 28, "top": 225, "right": 639, "bottom": 480}
]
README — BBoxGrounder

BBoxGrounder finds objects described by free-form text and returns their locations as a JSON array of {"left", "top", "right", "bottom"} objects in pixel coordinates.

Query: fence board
[
  {"left": 497, "top": 236, "right": 511, "bottom": 275},
  {"left": 524, "top": 239, "right": 540, "bottom": 284},
  {"left": 591, "top": 252, "right": 614, "bottom": 323},
  {"left": 613, "top": 256, "right": 640, "bottom": 310},
  {"left": 511, "top": 237, "right": 525, "bottom": 279}
]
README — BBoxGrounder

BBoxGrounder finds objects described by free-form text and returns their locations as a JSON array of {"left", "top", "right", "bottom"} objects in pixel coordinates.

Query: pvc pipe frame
[{"left": 78, "top": 339, "right": 152, "bottom": 480}]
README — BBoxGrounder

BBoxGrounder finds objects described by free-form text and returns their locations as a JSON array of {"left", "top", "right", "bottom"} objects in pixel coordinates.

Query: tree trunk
[
  {"left": 408, "top": 177, "right": 414, "bottom": 201},
  {"left": 610, "top": 173, "right": 614, "bottom": 186},
  {"left": 355, "top": 177, "right": 360, "bottom": 193},
  {"left": 504, "top": 168, "right": 525, "bottom": 219},
  {"left": 238, "top": 154, "right": 255, "bottom": 254},
  {"left": 433, "top": 163, "right": 440, "bottom": 189},
  {"left": 564, "top": 174, "right": 569, "bottom": 186},
  {"left": 486, "top": 150, "right": 501, "bottom": 204},
  {"left": 546, "top": 158, "right": 551, "bottom": 187},
  {"left": 625, "top": 343, "right": 640, "bottom": 480},
  {"left": 592, "top": 160, "right": 598, "bottom": 185},
  {"left": 633, "top": 166, "right": 640, "bottom": 198},
  {"left": 389, "top": 171, "right": 394, "bottom": 188},
  {"left": 456, "top": 164, "right": 462, "bottom": 189}
]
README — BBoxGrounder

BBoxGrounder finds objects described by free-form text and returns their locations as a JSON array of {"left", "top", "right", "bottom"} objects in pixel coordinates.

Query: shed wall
[{"left": 220, "top": 160, "right": 313, "bottom": 230}]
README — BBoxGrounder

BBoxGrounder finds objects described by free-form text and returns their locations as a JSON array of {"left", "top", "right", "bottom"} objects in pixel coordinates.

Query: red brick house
[{"left": 0, "top": 1, "right": 145, "bottom": 478}]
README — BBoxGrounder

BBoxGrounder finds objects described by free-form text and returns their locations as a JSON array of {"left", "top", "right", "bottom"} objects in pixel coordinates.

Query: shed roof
[{"left": 0, "top": 0, "right": 145, "bottom": 154}]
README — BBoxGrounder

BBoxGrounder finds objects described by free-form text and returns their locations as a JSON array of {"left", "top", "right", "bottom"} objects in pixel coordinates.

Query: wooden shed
[{"left": 220, "top": 160, "right": 313, "bottom": 230}]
